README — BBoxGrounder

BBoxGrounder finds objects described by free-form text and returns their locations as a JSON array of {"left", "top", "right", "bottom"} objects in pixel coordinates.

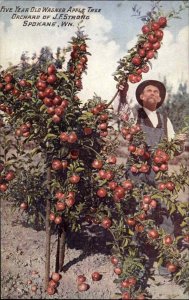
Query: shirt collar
[{"left": 143, "top": 107, "right": 157, "bottom": 116}]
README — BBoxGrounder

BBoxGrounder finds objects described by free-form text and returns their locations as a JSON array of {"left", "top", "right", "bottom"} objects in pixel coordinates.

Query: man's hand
[
  {"left": 118, "top": 84, "right": 125, "bottom": 91},
  {"left": 117, "top": 82, "right": 129, "bottom": 105},
  {"left": 117, "top": 82, "right": 129, "bottom": 93}
]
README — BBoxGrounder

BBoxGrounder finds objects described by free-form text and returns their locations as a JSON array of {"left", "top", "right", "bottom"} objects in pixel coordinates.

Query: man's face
[{"left": 140, "top": 85, "right": 161, "bottom": 110}]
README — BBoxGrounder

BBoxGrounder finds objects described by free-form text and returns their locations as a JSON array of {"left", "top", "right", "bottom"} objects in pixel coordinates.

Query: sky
[{"left": 0, "top": 0, "right": 189, "bottom": 107}]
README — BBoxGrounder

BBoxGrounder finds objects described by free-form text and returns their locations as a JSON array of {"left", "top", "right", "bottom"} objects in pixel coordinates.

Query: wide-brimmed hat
[{"left": 136, "top": 80, "right": 166, "bottom": 108}]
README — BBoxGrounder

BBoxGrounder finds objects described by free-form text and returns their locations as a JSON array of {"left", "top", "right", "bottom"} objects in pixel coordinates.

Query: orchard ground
[{"left": 1, "top": 136, "right": 189, "bottom": 300}]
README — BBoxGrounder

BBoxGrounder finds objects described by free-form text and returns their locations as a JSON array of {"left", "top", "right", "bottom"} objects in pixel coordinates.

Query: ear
[
  {"left": 157, "top": 96, "right": 161, "bottom": 103},
  {"left": 140, "top": 93, "right": 144, "bottom": 100}
]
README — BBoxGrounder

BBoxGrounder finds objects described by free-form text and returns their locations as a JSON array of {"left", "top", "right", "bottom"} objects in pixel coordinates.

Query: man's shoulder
[{"left": 157, "top": 109, "right": 169, "bottom": 121}]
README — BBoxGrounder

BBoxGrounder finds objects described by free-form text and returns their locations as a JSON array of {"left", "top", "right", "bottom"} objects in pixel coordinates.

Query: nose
[{"left": 150, "top": 91, "right": 157, "bottom": 97}]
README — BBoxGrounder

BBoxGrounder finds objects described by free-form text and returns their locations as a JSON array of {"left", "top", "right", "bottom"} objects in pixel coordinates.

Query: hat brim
[{"left": 136, "top": 80, "right": 166, "bottom": 108}]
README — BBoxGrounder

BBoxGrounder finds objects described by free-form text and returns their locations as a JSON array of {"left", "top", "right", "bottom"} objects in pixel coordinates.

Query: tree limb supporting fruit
[
  {"left": 107, "top": 89, "right": 119, "bottom": 108},
  {"left": 45, "top": 166, "right": 51, "bottom": 289}
]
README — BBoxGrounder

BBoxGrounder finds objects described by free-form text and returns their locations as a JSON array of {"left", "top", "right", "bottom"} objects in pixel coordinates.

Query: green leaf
[
  {"left": 175, "top": 235, "right": 184, "bottom": 242},
  {"left": 147, "top": 60, "right": 152, "bottom": 69},
  {"left": 180, "top": 221, "right": 187, "bottom": 228},
  {"left": 5, "top": 159, "right": 15, "bottom": 166},
  {"left": 128, "top": 229, "right": 134, "bottom": 236},
  {"left": 98, "top": 179, "right": 108, "bottom": 186},
  {"left": 157, "top": 256, "right": 164, "bottom": 268},
  {"left": 27, "top": 195, "right": 32, "bottom": 205},
  {"left": 57, "top": 71, "right": 69, "bottom": 82},
  {"left": 122, "top": 238, "right": 129, "bottom": 247},
  {"left": 106, "top": 241, "right": 113, "bottom": 246},
  {"left": 30, "top": 147, "right": 41, "bottom": 157},
  {"left": 47, "top": 118, "right": 53, "bottom": 127},
  {"left": 177, "top": 204, "right": 186, "bottom": 216},
  {"left": 78, "top": 112, "right": 94, "bottom": 121},
  {"left": 75, "top": 167, "right": 85, "bottom": 172},
  {"left": 44, "top": 133, "right": 57, "bottom": 142},
  {"left": 65, "top": 112, "right": 76, "bottom": 119},
  {"left": 68, "top": 164, "right": 74, "bottom": 172},
  {"left": 134, "top": 262, "right": 144, "bottom": 270},
  {"left": 169, "top": 204, "right": 176, "bottom": 215},
  {"left": 154, "top": 51, "right": 158, "bottom": 59},
  {"left": 39, "top": 104, "right": 47, "bottom": 112},
  {"left": 113, "top": 279, "right": 122, "bottom": 284}
]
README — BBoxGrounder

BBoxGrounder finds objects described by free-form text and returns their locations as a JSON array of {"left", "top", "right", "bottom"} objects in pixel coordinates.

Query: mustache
[
  {"left": 147, "top": 97, "right": 156, "bottom": 101},
  {"left": 147, "top": 96, "right": 160, "bottom": 101}
]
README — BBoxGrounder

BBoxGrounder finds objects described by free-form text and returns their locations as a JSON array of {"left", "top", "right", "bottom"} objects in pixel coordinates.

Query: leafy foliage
[{"left": 161, "top": 83, "right": 189, "bottom": 132}]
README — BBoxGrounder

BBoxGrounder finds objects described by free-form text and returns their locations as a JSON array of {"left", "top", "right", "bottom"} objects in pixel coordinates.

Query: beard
[
  {"left": 147, "top": 97, "right": 157, "bottom": 103},
  {"left": 143, "top": 97, "right": 158, "bottom": 111}
]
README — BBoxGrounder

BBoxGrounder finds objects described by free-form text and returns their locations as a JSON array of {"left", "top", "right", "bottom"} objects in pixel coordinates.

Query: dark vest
[
  {"left": 137, "top": 108, "right": 168, "bottom": 149},
  {"left": 126, "top": 108, "right": 168, "bottom": 186}
]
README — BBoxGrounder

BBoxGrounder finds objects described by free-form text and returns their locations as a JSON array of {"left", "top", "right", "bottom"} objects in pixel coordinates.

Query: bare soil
[{"left": 1, "top": 195, "right": 189, "bottom": 299}]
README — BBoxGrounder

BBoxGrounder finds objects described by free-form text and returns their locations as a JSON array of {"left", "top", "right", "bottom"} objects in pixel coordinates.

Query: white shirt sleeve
[{"left": 167, "top": 117, "right": 175, "bottom": 141}]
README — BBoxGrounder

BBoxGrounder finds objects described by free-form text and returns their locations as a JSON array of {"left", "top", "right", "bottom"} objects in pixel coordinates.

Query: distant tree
[{"left": 160, "top": 80, "right": 189, "bottom": 133}]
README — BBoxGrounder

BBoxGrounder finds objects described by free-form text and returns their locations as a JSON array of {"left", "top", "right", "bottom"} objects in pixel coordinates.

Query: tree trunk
[
  {"left": 44, "top": 167, "right": 51, "bottom": 289},
  {"left": 55, "top": 224, "right": 66, "bottom": 272}
]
